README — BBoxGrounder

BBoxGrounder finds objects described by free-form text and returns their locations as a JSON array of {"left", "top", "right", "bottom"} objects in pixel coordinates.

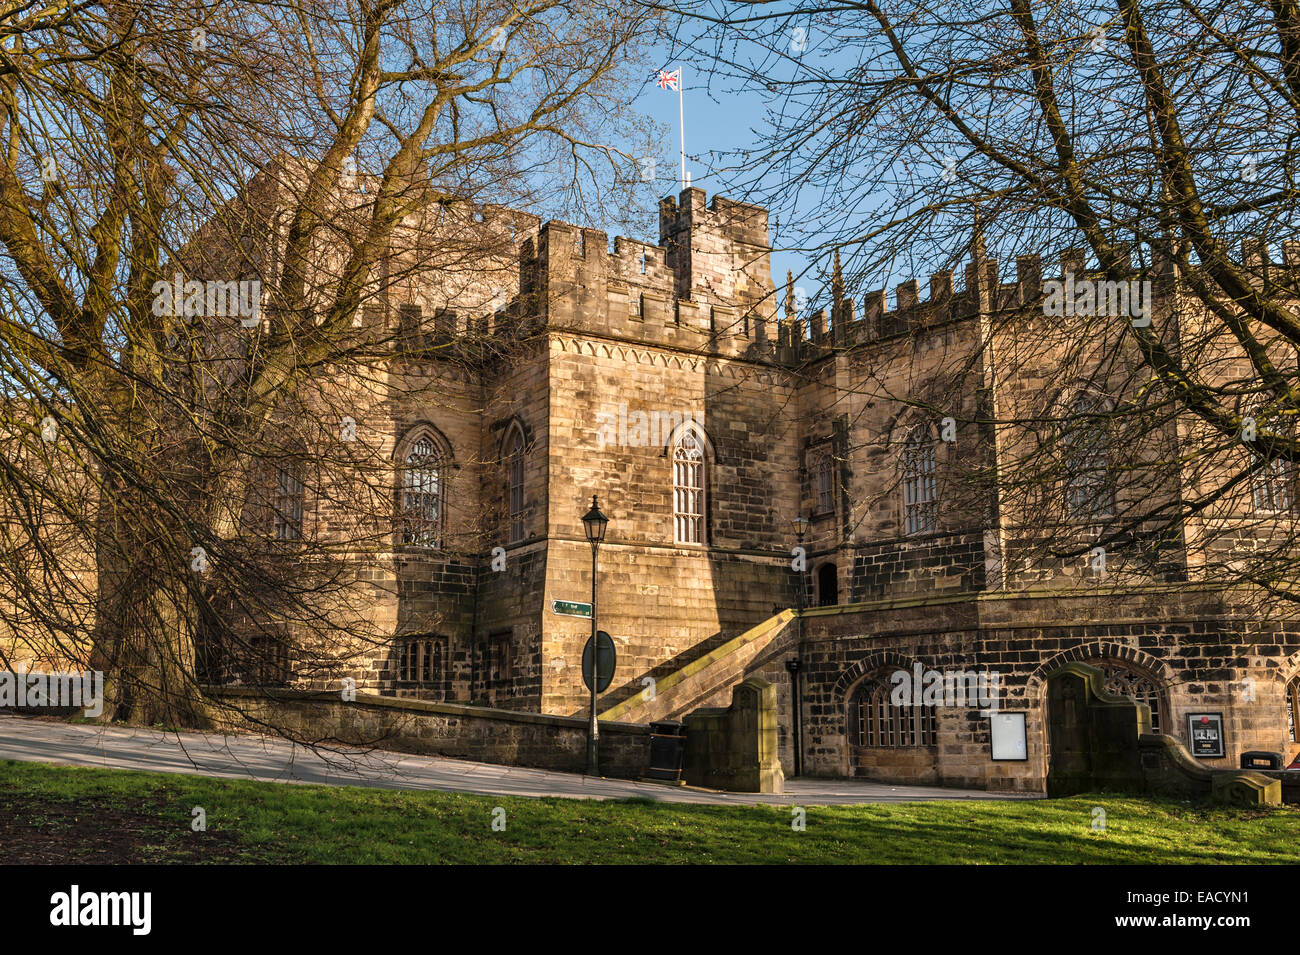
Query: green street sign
[{"left": 552, "top": 599, "right": 593, "bottom": 618}]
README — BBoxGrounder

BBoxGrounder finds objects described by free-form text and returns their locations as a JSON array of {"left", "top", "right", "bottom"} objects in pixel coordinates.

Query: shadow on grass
[{"left": 1, "top": 760, "right": 1295, "bottom": 864}]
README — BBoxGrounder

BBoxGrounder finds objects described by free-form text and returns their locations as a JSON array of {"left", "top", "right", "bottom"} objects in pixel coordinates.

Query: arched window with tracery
[
  {"left": 901, "top": 427, "right": 937, "bottom": 535},
  {"left": 813, "top": 450, "right": 834, "bottom": 515},
  {"left": 505, "top": 424, "right": 526, "bottom": 544},
  {"left": 1084, "top": 656, "right": 1167, "bottom": 733},
  {"left": 673, "top": 428, "right": 707, "bottom": 544},
  {"left": 1062, "top": 395, "right": 1114, "bottom": 521},
  {"left": 848, "top": 672, "right": 937, "bottom": 748},
  {"left": 272, "top": 465, "right": 304, "bottom": 541},
  {"left": 400, "top": 432, "right": 444, "bottom": 548},
  {"left": 1248, "top": 411, "right": 1295, "bottom": 514}
]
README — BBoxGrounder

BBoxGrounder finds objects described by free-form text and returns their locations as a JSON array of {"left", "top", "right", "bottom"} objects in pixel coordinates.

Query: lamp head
[{"left": 582, "top": 495, "right": 609, "bottom": 544}]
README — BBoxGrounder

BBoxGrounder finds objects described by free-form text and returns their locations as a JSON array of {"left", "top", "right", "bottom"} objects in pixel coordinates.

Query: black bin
[
  {"left": 1240, "top": 750, "right": 1283, "bottom": 770},
  {"left": 647, "top": 720, "right": 686, "bottom": 781}
]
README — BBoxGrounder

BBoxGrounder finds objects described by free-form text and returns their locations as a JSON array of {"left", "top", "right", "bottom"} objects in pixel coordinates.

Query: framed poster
[
  {"left": 990, "top": 712, "right": 1028, "bottom": 761},
  {"left": 1187, "top": 713, "right": 1226, "bottom": 758}
]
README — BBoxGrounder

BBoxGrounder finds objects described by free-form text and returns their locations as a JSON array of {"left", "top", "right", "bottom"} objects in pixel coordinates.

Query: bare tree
[
  {"left": 671, "top": 0, "right": 1300, "bottom": 602},
  {"left": 0, "top": 0, "right": 660, "bottom": 726}
]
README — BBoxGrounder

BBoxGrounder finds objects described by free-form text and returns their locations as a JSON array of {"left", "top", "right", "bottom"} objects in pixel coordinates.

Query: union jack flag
[{"left": 656, "top": 69, "right": 680, "bottom": 92}]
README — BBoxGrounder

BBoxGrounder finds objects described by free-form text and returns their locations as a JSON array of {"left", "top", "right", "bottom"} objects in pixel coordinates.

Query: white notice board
[{"left": 990, "top": 712, "right": 1027, "bottom": 761}]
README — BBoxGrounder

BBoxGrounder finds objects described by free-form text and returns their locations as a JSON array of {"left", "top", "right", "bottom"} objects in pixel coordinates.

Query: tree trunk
[{"left": 88, "top": 483, "right": 211, "bottom": 728}]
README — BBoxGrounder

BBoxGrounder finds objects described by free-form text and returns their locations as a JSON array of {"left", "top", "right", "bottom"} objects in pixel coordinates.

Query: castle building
[{"left": 197, "top": 170, "right": 1300, "bottom": 793}]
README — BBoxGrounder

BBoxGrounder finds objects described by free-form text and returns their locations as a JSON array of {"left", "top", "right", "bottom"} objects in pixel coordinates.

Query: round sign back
[{"left": 581, "top": 630, "right": 617, "bottom": 692}]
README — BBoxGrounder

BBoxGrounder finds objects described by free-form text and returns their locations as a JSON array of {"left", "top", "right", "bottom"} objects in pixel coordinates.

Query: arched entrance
[
  {"left": 1081, "top": 656, "right": 1168, "bottom": 733},
  {"left": 1036, "top": 650, "right": 1172, "bottom": 792}
]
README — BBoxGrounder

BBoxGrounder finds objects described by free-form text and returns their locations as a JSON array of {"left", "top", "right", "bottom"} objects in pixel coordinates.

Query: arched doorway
[
  {"left": 816, "top": 563, "right": 838, "bottom": 606},
  {"left": 1081, "top": 656, "right": 1168, "bottom": 733}
]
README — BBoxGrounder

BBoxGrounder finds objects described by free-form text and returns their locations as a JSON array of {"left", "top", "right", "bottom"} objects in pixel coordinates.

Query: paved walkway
[{"left": 0, "top": 714, "right": 1036, "bottom": 805}]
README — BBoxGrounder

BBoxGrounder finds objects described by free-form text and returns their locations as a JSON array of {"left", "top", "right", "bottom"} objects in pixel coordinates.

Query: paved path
[{"left": 0, "top": 714, "right": 1036, "bottom": 805}]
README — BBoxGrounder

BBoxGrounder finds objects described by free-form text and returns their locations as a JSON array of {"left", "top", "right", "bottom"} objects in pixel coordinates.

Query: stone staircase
[
  {"left": 596, "top": 630, "right": 734, "bottom": 713},
  {"left": 598, "top": 610, "right": 797, "bottom": 724}
]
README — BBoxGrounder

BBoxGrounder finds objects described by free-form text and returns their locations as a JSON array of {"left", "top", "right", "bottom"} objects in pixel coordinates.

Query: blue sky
[{"left": 629, "top": 54, "right": 817, "bottom": 304}]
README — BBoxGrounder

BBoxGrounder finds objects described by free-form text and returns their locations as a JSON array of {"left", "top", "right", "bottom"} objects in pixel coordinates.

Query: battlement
[
  {"left": 374, "top": 181, "right": 1300, "bottom": 368},
  {"left": 658, "top": 188, "right": 772, "bottom": 310},
  {"left": 212, "top": 163, "right": 777, "bottom": 362},
  {"left": 505, "top": 190, "right": 777, "bottom": 361},
  {"left": 472, "top": 202, "right": 542, "bottom": 243},
  {"left": 786, "top": 233, "right": 1300, "bottom": 360},
  {"left": 780, "top": 249, "right": 1001, "bottom": 355}
]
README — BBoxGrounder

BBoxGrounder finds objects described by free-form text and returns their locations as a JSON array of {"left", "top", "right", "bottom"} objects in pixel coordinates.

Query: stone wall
[
  {"left": 582, "top": 584, "right": 1299, "bottom": 792},
  {"left": 789, "top": 587, "right": 1300, "bottom": 792},
  {"left": 152, "top": 175, "right": 1300, "bottom": 781},
  {"left": 683, "top": 678, "right": 785, "bottom": 793},
  {"left": 327, "top": 185, "right": 804, "bottom": 719},
  {"left": 538, "top": 302, "right": 801, "bottom": 715},
  {"left": 1045, "top": 663, "right": 1287, "bottom": 805},
  {"left": 209, "top": 687, "right": 651, "bottom": 779}
]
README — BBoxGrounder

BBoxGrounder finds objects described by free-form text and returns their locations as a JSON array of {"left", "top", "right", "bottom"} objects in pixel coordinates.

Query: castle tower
[{"left": 658, "top": 188, "right": 776, "bottom": 330}]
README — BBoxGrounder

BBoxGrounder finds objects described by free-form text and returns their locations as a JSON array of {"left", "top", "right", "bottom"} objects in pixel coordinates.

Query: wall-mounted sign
[
  {"left": 990, "top": 712, "right": 1028, "bottom": 761},
  {"left": 1187, "top": 713, "right": 1226, "bottom": 758},
  {"left": 551, "top": 600, "right": 592, "bottom": 619}
]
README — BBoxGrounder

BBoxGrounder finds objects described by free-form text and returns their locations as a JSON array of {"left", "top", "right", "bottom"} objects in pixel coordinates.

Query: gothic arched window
[
  {"left": 813, "top": 451, "right": 834, "bottom": 515},
  {"left": 1249, "top": 412, "right": 1295, "bottom": 514},
  {"left": 901, "top": 427, "right": 937, "bottom": 535},
  {"left": 673, "top": 429, "right": 707, "bottom": 544},
  {"left": 506, "top": 424, "right": 526, "bottom": 544},
  {"left": 400, "top": 433, "right": 443, "bottom": 548},
  {"left": 272, "top": 465, "right": 304, "bottom": 541},
  {"left": 1062, "top": 395, "right": 1114, "bottom": 521},
  {"left": 1084, "top": 656, "right": 1167, "bottom": 733},
  {"left": 848, "top": 672, "right": 937, "bottom": 748}
]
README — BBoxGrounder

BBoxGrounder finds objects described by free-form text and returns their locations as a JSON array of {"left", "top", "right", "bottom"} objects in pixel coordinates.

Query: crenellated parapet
[
  {"left": 408, "top": 191, "right": 1300, "bottom": 370},
  {"left": 516, "top": 189, "right": 779, "bottom": 361},
  {"left": 780, "top": 231, "right": 1300, "bottom": 363}
]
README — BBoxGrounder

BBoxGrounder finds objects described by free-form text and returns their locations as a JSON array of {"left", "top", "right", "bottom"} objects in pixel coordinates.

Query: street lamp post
[
  {"left": 581, "top": 495, "right": 609, "bottom": 776},
  {"left": 789, "top": 514, "right": 810, "bottom": 778},
  {"left": 791, "top": 514, "right": 810, "bottom": 613},
  {"left": 785, "top": 657, "right": 803, "bottom": 777}
]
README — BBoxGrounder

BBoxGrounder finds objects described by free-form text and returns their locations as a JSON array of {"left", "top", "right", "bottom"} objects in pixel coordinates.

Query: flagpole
[{"left": 678, "top": 64, "right": 686, "bottom": 192}]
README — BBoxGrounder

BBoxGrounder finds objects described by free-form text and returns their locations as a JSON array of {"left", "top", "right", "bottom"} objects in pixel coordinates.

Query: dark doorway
[{"left": 816, "top": 563, "right": 838, "bottom": 606}]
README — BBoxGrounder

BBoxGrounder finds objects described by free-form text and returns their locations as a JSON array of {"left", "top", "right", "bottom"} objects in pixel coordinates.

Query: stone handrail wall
[
  {"left": 598, "top": 610, "right": 797, "bottom": 724},
  {"left": 683, "top": 678, "right": 785, "bottom": 793},
  {"left": 207, "top": 686, "right": 651, "bottom": 780}
]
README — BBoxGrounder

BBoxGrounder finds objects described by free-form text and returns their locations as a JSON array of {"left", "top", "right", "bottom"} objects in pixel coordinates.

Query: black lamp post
[
  {"left": 791, "top": 514, "right": 810, "bottom": 612},
  {"left": 785, "top": 657, "right": 803, "bottom": 777},
  {"left": 581, "top": 495, "right": 609, "bottom": 776},
  {"left": 789, "top": 514, "right": 810, "bottom": 778}
]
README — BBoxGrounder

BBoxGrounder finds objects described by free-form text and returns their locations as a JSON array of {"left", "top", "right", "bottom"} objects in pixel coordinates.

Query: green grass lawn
[{"left": 2, "top": 758, "right": 1297, "bottom": 864}]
